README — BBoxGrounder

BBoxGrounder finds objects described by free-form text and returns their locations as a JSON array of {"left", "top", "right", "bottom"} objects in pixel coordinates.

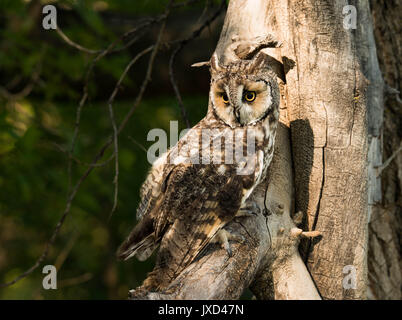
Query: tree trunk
[
  {"left": 216, "top": 0, "right": 379, "bottom": 300},
  {"left": 278, "top": 0, "right": 378, "bottom": 300},
  {"left": 130, "top": 0, "right": 391, "bottom": 300},
  {"left": 223, "top": 0, "right": 383, "bottom": 301},
  {"left": 367, "top": 0, "right": 401, "bottom": 300}
]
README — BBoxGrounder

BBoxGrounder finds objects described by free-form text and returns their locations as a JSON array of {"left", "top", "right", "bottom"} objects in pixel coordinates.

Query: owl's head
[{"left": 208, "top": 52, "right": 280, "bottom": 128}]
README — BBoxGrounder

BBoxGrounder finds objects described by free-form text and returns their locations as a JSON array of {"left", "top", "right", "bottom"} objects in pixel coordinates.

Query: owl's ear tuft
[
  {"left": 250, "top": 51, "right": 270, "bottom": 70},
  {"left": 191, "top": 61, "right": 210, "bottom": 68},
  {"left": 210, "top": 52, "right": 224, "bottom": 73},
  {"left": 191, "top": 52, "right": 224, "bottom": 72}
]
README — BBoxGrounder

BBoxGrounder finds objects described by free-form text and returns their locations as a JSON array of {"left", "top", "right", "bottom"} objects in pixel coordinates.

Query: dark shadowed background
[{"left": 0, "top": 0, "right": 226, "bottom": 299}]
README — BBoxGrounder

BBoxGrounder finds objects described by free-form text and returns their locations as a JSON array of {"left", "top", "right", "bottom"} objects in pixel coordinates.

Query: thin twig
[
  {"left": 67, "top": 32, "right": 139, "bottom": 192},
  {"left": 0, "top": 1, "right": 173, "bottom": 288},
  {"left": 54, "top": 231, "right": 80, "bottom": 270},
  {"left": 196, "top": 0, "right": 210, "bottom": 25},
  {"left": 385, "top": 83, "right": 402, "bottom": 105},
  {"left": 0, "top": 63, "right": 42, "bottom": 101},
  {"left": 0, "top": 162, "right": 91, "bottom": 288},
  {"left": 64, "top": 16, "right": 166, "bottom": 194},
  {"left": 128, "top": 136, "right": 148, "bottom": 154},
  {"left": 58, "top": 273, "right": 93, "bottom": 288},
  {"left": 105, "top": 45, "right": 154, "bottom": 220},
  {"left": 107, "top": 101, "right": 120, "bottom": 219},
  {"left": 68, "top": 91, "right": 88, "bottom": 193},
  {"left": 110, "top": 16, "right": 167, "bottom": 54},
  {"left": 169, "top": 45, "right": 191, "bottom": 128},
  {"left": 56, "top": 28, "right": 100, "bottom": 54},
  {"left": 56, "top": 15, "right": 166, "bottom": 56},
  {"left": 106, "top": 7, "right": 172, "bottom": 218},
  {"left": 5, "top": 75, "right": 23, "bottom": 90},
  {"left": 52, "top": 143, "right": 115, "bottom": 168},
  {"left": 376, "top": 141, "right": 402, "bottom": 176},
  {"left": 172, "top": 0, "right": 203, "bottom": 8},
  {"left": 169, "top": 0, "right": 226, "bottom": 128}
]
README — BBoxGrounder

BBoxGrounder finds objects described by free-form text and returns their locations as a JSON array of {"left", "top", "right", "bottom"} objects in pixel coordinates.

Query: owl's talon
[
  {"left": 225, "top": 242, "right": 233, "bottom": 257},
  {"left": 214, "top": 229, "right": 244, "bottom": 257}
]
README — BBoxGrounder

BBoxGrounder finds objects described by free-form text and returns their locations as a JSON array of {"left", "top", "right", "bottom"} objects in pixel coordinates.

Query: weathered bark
[
  {"left": 130, "top": 0, "right": 320, "bottom": 300},
  {"left": 216, "top": 0, "right": 376, "bottom": 300},
  {"left": 130, "top": 123, "right": 319, "bottom": 300},
  {"left": 367, "top": 0, "right": 401, "bottom": 300},
  {"left": 253, "top": 0, "right": 377, "bottom": 300},
  {"left": 130, "top": 0, "right": 387, "bottom": 300}
]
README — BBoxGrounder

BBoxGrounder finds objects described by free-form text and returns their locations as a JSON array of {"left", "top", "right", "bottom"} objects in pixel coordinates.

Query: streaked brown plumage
[{"left": 117, "top": 51, "right": 280, "bottom": 291}]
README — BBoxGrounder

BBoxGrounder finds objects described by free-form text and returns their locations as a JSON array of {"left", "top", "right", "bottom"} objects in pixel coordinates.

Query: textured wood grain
[
  {"left": 255, "top": 0, "right": 374, "bottom": 300},
  {"left": 129, "top": 0, "right": 385, "bottom": 300}
]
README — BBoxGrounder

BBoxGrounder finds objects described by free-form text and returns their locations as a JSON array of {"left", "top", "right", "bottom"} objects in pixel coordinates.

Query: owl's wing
[
  {"left": 117, "top": 124, "right": 203, "bottom": 261},
  {"left": 117, "top": 154, "right": 173, "bottom": 261},
  {"left": 136, "top": 154, "right": 169, "bottom": 220},
  {"left": 154, "top": 163, "right": 251, "bottom": 282}
]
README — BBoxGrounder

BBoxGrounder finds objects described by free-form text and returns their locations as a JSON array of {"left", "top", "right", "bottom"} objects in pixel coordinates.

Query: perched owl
[{"left": 117, "top": 51, "right": 280, "bottom": 292}]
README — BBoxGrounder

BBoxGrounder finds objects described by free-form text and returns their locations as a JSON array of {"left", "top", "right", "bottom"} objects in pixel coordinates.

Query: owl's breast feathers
[{"left": 117, "top": 118, "right": 275, "bottom": 290}]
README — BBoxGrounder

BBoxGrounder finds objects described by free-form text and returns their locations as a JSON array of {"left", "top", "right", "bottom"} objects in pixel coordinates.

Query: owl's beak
[{"left": 233, "top": 104, "right": 243, "bottom": 124}]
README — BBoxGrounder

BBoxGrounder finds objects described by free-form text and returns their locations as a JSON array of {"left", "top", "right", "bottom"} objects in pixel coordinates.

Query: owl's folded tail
[{"left": 117, "top": 215, "right": 157, "bottom": 261}]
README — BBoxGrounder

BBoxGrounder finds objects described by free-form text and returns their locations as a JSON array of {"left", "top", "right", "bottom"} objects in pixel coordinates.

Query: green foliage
[
  {"left": 0, "top": 0, "right": 214, "bottom": 299},
  {"left": 0, "top": 95, "right": 208, "bottom": 299}
]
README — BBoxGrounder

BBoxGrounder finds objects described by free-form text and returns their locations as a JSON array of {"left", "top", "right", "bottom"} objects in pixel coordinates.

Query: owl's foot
[
  {"left": 237, "top": 202, "right": 261, "bottom": 217},
  {"left": 214, "top": 229, "right": 245, "bottom": 257}
]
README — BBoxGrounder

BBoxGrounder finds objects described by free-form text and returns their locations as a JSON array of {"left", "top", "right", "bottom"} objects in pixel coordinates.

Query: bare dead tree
[
  {"left": 128, "top": 0, "right": 392, "bottom": 300},
  {"left": 2, "top": 0, "right": 399, "bottom": 300}
]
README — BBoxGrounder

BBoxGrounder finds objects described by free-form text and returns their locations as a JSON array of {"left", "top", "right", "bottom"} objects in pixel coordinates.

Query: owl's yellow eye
[
  {"left": 222, "top": 93, "right": 229, "bottom": 104},
  {"left": 244, "top": 91, "right": 256, "bottom": 102}
]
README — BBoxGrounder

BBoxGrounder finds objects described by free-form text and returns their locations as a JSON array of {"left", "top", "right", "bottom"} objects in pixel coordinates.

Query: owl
[{"left": 117, "top": 51, "right": 280, "bottom": 292}]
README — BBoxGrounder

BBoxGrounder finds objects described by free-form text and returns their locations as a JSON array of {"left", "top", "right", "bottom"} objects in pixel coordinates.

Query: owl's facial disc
[{"left": 211, "top": 78, "right": 272, "bottom": 127}]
